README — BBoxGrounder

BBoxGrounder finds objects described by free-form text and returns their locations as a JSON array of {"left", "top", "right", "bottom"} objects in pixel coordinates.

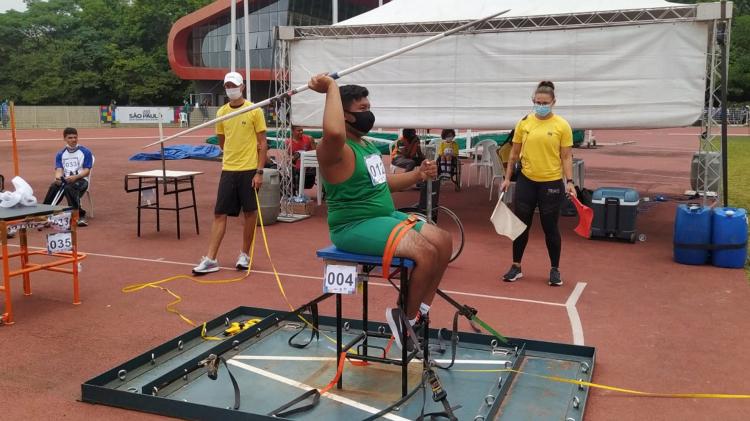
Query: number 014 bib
[{"left": 365, "top": 154, "right": 387, "bottom": 186}]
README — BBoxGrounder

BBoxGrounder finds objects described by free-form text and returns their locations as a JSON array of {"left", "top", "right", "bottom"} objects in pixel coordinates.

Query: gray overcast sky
[{"left": 0, "top": 0, "right": 29, "bottom": 13}]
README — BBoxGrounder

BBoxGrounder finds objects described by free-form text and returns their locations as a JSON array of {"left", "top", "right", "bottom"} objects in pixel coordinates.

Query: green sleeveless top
[{"left": 323, "top": 139, "right": 395, "bottom": 229}]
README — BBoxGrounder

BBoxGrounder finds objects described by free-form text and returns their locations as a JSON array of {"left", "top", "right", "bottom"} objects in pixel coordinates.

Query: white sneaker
[
  {"left": 236, "top": 252, "right": 250, "bottom": 270},
  {"left": 192, "top": 256, "right": 219, "bottom": 275}
]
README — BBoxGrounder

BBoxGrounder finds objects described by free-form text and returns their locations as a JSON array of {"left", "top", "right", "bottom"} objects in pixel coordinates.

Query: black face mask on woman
[{"left": 345, "top": 110, "right": 375, "bottom": 134}]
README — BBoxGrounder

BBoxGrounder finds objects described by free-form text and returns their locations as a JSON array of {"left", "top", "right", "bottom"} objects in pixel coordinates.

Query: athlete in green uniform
[{"left": 308, "top": 74, "right": 452, "bottom": 351}]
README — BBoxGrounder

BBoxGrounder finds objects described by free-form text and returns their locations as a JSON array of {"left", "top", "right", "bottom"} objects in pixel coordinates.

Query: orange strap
[
  {"left": 382, "top": 215, "right": 418, "bottom": 278},
  {"left": 319, "top": 352, "right": 347, "bottom": 394}
]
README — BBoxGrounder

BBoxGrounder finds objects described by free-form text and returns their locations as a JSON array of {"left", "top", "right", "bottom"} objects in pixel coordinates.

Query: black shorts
[{"left": 214, "top": 170, "right": 258, "bottom": 216}]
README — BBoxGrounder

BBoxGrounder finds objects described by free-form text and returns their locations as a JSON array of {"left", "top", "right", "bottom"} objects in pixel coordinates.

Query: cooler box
[{"left": 591, "top": 187, "right": 639, "bottom": 242}]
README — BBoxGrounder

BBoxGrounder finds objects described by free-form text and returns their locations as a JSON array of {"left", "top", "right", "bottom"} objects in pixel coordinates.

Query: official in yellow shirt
[
  {"left": 500, "top": 81, "right": 575, "bottom": 287},
  {"left": 193, "top": 72, "right": 268, "bottom": 275}
]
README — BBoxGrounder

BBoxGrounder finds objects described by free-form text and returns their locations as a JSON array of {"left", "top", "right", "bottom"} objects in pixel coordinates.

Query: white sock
[
  {"left": 419, "top": 303, "right": 431, "bottom": 316},
  {"left": 409, "top": 317, "right": 418, "bottom": 326}
]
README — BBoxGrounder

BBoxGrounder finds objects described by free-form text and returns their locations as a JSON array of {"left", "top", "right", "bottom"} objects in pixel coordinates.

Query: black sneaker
[
  {"left": 385, "top": 308, "right": 420, "bottom": 353},
  {"left": 549, "top": 268, "right": 563, "bottom": 287},
  {"left": 77, "top": 218, "right": 88, "bottom": 227},
  {"left": 502, "top": 265, "right": 523, "bottom": 282}
]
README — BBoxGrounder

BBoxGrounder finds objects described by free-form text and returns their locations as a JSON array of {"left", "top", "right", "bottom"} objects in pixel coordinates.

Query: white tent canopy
[{"left": 288, "top": 1, "right": 724, "bottom": 129}]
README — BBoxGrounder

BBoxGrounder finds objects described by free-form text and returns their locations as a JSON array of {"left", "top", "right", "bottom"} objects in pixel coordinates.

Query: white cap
[{"left": 223, "top": 71, "right": 244, "bottom": 86}]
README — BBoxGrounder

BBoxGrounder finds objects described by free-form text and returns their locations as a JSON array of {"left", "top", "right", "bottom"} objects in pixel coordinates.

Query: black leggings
[{"left": 512, "top": 173, "right": 565, "bottom": 267}]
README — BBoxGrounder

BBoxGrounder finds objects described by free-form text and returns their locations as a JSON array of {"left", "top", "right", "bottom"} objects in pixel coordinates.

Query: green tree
[{"left": 0, "top": 0, "right": 210, "bottom": 105}]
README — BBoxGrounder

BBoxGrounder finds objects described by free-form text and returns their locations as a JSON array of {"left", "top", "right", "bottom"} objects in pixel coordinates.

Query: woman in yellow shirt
[{"left": 500, "top": 81, "right": 576, "bottom": 287}]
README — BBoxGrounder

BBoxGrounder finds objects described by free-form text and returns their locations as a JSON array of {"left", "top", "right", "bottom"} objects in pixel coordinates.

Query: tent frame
[{"left": 273, "top": 2, "right": 732, "bottom": 202}]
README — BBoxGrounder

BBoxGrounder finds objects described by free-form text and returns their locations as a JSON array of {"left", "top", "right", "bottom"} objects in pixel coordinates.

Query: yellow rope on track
[{"left": 456, "top": 368, "right": 750, "bottom": 399}]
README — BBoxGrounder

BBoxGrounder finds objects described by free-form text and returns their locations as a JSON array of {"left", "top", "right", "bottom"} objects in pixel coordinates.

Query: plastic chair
[
  {"left": 179, "top": 112, "right": 188, "bottom": 127},
  {"left": 82, "top": 175, "right": 94, "bottom": 219},
  {"left": 467, "top": 139, "right": 496, "bottom": 188},
  {"left": 487, "top": 144, "right": 505, "bottom": 201},
  {"left": 299, "top": 150, "right": 322, "bottom": 205}
]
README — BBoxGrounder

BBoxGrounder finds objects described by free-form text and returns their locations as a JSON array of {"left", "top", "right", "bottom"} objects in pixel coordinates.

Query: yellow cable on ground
[
  {"left": 122, "top": 190, "right": 344, "bottom": 349},
  {"left": 457, "top": 368, "right": 750, "bottom": 399}
]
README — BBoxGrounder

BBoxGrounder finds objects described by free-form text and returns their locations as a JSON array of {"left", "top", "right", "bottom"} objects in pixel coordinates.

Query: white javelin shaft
[{"left": 144, "top": 9, "right": 510, "bottom": 149}]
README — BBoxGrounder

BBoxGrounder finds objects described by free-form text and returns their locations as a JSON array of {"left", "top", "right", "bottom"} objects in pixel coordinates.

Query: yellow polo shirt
[
  {"left": 512, "top": 113, "right": 573, "bottom": 182},
  {"left": 216, "top": 101, "right": 267, "bottom": 171}
]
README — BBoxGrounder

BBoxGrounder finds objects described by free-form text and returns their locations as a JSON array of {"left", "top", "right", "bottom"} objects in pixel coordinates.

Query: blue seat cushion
[{"left": 316, "top": 245, "right": 414, "bottom": 269}]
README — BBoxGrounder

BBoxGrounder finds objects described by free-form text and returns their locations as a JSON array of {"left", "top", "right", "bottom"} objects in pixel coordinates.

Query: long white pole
[
  {"left": 333, "top": 0, "right": 338, "bottom": 24},
  {"left": 144, "top": 10, "right": 510, "bottom": 148},
  {"left": 230, "top": 0, "right": 237, "bottom": 72},
  {"left": 243, "top": 0, "right": 251, "bottom": 101}
]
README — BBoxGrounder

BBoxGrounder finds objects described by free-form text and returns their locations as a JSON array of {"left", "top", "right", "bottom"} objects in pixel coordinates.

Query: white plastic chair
[
  {"left": 179, "top": 112, "right": 188, "bottom": 127},
  {"left": 82, "top": 155, "right": 95, "bottom": 218},
  {"left": 467, "top": 139, "right": 495, "bottom": 188},
  {"left": 299, "top": 150, "right": 322, "bottom": 205},
  {"left": 487, "top": 144, "right": 505, "bottom": 201}
]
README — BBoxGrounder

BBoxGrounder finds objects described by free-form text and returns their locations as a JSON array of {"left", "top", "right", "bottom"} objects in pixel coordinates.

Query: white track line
[
  {"left": 15, "top": 243, "right": 583, "bottom": 343},
  {"left": 565, "top": 282, "right": 587, "bottom": 346},
  {"left": 227, "top": 359, "right": 410, "bottom": 421},
  {"left": 590, "top": 168, "right": 686, "bottom": 180},
  {"left": 232, "top": 355, "right": 511, "bottom": 365},
  {"left": 23, "top": 247, "right": 567, "bottom": 308}
]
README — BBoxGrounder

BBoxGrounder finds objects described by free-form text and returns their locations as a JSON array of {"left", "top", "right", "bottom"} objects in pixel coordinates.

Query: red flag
[{"left": 570, "top": 195, "right": 593, "bottom": 238}]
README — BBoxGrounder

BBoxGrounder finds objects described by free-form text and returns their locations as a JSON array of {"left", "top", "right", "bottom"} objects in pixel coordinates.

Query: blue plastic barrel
[
  {"left": 711, "top": 207, "right": 748, "bottom": 269},
  {"left": 673, "top": 204, "right": 712, "bottom": 265}
]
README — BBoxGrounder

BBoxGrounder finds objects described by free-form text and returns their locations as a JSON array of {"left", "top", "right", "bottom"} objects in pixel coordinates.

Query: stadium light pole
[{"left": 230, "top": 0, "right": 237, "bottom": 72}]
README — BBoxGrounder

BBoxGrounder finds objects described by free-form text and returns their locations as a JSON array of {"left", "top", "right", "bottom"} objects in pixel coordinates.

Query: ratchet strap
[{"left": 382, "top": 214, "right": 418, "bottom": 278}]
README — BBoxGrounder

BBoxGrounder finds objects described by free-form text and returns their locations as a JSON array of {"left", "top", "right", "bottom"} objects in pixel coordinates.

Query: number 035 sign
[
  {"left": 46, "top": 231, "right": 73, "bottom": 254},
  {"left": 323, "top": 263, "right": 358, "bottom": 295}
]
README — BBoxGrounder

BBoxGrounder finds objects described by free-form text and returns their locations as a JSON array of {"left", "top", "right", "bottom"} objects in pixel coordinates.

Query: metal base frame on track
[{"left": 82, "top": 305, "right": 595, "bottom": 421}]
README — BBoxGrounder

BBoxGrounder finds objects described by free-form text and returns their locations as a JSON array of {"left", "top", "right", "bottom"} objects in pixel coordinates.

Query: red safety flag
[{"left": 570, "top": 195, "right": 593, "bottom": 238}]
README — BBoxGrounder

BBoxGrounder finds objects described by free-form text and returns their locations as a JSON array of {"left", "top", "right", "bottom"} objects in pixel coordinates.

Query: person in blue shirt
[
  {"left": 42, "top": 127, "right": 94, "bottom": 226},
  {"left": 0, "top": 100, "right": 9, "bottom": 128}
]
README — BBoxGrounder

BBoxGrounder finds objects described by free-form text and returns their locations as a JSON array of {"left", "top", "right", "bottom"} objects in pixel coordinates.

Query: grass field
[{"left": 727, "top": 136, "right": 750, "bottom": 281}]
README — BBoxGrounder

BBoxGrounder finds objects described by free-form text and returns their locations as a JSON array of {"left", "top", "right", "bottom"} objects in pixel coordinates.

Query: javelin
[{"left": 144, "top": 9, "right": 510, "bottom": 149}]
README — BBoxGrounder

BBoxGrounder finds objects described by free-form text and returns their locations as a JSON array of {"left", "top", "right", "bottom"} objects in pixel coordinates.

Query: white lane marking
[
  {"left": 565, "top": 282, "right": 587, "bottom": 346},
  {"left": 12, "top": 245, "right": 566, "bottom": 307},
  {"left": 232, "top": 356, "right": 511, "bottom": 365},
  {"left": 590, "top": 168, "right": 686, "bottom": 180},
  {"left": 227, "top": 359, "right": 410, "bottom": 421}
]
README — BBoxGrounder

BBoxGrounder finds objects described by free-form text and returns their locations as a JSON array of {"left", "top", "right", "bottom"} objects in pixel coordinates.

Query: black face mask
[{"left": 345, "top": 110, "right": 375, "bottom": 134}]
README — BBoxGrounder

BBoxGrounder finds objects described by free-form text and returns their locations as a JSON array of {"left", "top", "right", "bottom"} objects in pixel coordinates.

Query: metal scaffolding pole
[{"left": 720, "top": 0, "right": 729, "bottom": 206}]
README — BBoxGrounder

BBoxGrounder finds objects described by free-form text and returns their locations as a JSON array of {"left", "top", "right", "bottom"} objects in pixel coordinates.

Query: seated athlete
[
  {"left": 308, "top": 74, "right": 452, "bottom": 352},
  {"left": 437, "top": 129, "right": 459, "bottom": 178}
]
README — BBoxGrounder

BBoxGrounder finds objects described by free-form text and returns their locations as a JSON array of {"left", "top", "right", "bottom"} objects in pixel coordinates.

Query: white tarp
[
  {"left": 290, "top": 21, "right": 707, "bottom": 129},
  {"left": 336, "top": 0, "right": 684, "bottom": 25}
]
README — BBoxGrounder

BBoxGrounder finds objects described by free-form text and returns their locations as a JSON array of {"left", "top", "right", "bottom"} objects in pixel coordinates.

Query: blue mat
[{"left": 129, "top": 144, "right": 222, "bottom": 161}]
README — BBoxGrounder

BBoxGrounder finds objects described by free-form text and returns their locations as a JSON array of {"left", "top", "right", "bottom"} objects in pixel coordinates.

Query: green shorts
[{"left": 330, "top": 211, "right": 425, "bottom": 257}]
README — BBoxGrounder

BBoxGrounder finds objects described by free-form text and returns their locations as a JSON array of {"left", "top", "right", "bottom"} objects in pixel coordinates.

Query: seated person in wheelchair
[
  {"left": 391, "top": 128, "right": 424, "bottom": 171},
  {"left": 437, "top": 129, "right": 459, "bottom": 178},
  {"left": 287, "top": 124, "right": 317, "bottom": 190},
  {"left": 308, "top": 74, "right": 452, "bottom": 352},
  {"left": 42, "top": 127, "right": 93, "bottom": 227}
]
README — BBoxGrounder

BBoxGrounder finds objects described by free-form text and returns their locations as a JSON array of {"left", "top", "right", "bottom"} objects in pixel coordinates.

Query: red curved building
[{"left": 168, "top": 0, "right": 389, "bottom": 105}]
